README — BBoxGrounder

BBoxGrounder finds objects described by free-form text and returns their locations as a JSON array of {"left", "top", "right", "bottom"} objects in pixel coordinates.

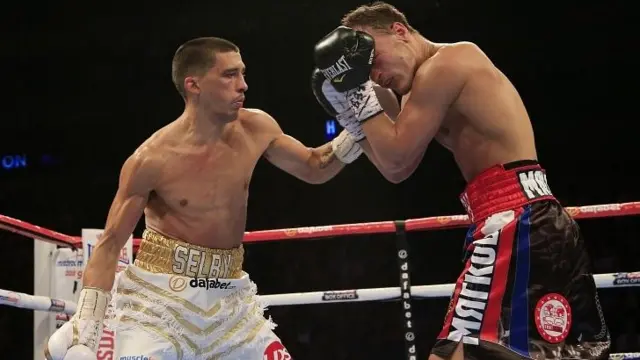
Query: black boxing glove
[
  {"left": 314, "top": 26, "right": 374, "bottom": 92},
  {"left": 314, "top": 26, "right": 383, "bottom": 123},
  {"left": 311, "top": 68, "right": 365, "bottom": 141}
]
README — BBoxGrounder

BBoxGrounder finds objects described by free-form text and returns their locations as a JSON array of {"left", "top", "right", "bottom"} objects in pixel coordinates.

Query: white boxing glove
[
  {"left": 331, "top": 129, "right": 363, "bottom": 164},
  {"left": 45, "top": 287, "right": 110, "bottom": 360}
]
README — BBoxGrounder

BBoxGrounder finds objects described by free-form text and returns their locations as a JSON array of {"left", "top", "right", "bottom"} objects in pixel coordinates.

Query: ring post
[{"left": 394, "top": 220, "right": 417, "bottom": 360}]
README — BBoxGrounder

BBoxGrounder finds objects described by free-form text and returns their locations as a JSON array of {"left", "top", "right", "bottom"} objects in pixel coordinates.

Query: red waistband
[{"left": 460, "top": 161, "right": 556, "bottom": 223}]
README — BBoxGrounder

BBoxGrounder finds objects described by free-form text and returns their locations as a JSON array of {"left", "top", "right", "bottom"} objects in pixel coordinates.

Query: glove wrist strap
[
  {"left": 331, "top": 130, "right": 363, "bottom": 164},
  {"left": 77, "top": 287, "right": 110, "bottom": 321}
]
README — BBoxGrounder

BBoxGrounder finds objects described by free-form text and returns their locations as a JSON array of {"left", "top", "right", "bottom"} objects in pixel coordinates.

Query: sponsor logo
[
  {"left": 56, "top": 259, "right": 81, "bottom": 267},
  {"left": 610, "top": 354, "right": 640, "bottom": 360},
  {"left": 97, "top": 329, "right": 115, "bottom": 360},
  {"left": 263, "top": 341, "right": 291, "bottom": 360},
  {"left": 446, "top": 232, "right": 498, "bottom": 345},
  {"left": 437, "top": 215, "right": 468, "bottom": 225},
  {"left": 57, "top": 259, "right": 84, "bottom": 277},
  {"left": 534, "top": 293, "right": 572, "bottom": 344},
  {"left": 283, "top": 226, "right": 334, "bottom": 237},
  {"left": 565, "top": 207, "right": 580, "bottom": 217},
  {"left": 319, "top": 55, "right": 353, "bottom": 81},
  {"left": 579, "top": 204, "right": 621, "bottom": 213},
  {"left": 119, "top": 247, "right": 130, "bottom": 265},
  {"left": 397, "top": 248, "right": 417, "bottom": 360},
  {"left": 613, "top": 272, "right": 640, "bottom": 285},
  {"left": 49, "top": 298, "right": 65, "bottom": 312},
  {"left": 168, "top": 276, "right": 188, "bottom": 292},
  {"left": 117, "top": 247, "right": 131, "bottom": 272},
  {"left": 189, "top": 278, "right": 235, "bottom": 290},
  {"left": 172, "top": 246, "right": 235, "bottom": 278},
  {"left": 517, "top": 169, "right": 553, "bottom": 200},
  {"left": 322, "top": 290, "right": 358, "bottom": 301}
]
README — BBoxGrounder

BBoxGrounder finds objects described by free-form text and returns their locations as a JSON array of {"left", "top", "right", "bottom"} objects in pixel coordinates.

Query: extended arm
[
  {"left": 45, "top": 151, "right": 156, "bottom": 358},
  {"left": 261, "top": 111, "right": 358, "bottom": 184}
]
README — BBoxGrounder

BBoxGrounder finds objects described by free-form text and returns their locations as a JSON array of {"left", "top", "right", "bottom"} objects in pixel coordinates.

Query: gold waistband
[{"left": 134, "top": 228, "right": 244, "bottom": 279}]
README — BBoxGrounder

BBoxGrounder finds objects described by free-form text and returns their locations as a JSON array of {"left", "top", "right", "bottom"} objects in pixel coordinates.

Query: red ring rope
[{"left": 1, "top": 201, "right": 639, "bottom": 253}]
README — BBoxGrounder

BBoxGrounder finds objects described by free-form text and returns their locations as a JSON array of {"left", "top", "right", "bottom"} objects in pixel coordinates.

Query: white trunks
[{"left": 111, "top": 228, "right": 290, "bottom": 360}]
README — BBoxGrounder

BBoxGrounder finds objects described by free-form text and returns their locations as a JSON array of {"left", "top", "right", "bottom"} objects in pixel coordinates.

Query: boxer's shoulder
[
  {"left": 433, "top": 42, "right": 483, "bottom": 60},
  {"left": 238, "top": 108, "right": 283, "bottom": 138},
  {"left": 419, "top": 42, "right": 487, "bottom": 77},
  {"left": 410, "top": 42, "right": 487, "bottom": 98},
  {"left": 123, "top": 126, "right": 174, "bottom": 181}
]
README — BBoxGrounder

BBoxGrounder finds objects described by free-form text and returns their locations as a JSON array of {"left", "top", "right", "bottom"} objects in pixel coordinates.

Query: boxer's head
[
  {"left": 172, "top": 37, "right": 247, "bottom": 117},
  {"left": 342, "top": 2, "right": 419, "bottom": 95}
]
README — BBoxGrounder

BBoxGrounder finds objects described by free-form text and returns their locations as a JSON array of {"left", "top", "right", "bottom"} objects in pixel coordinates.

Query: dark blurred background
[{"left": 1, "top": 0, "right": 638, "bottom": 358}]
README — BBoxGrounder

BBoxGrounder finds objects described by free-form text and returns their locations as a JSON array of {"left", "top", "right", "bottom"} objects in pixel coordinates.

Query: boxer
[
  {"left": 44, "top": 36, "right": 386, "bottom": 360},
  {"left": 311, "top": 3, "right": 611, "bottom": 359}
]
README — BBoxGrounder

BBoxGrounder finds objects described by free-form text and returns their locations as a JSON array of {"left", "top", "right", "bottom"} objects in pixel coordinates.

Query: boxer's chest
[{"left": 154, "top": 133, "right": 262, "bottom": 212}]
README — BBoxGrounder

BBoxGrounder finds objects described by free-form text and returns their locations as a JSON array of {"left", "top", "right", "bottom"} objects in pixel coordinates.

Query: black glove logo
[{"left": 319, "top": 55, "right": 353, "bottom": 83}]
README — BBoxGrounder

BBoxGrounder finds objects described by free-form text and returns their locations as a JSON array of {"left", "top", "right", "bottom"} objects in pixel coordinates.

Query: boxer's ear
[
  {"left": 184, "top": 77, "right": 200, "bottom": 95},
  {"left": 391, "top": 22, "right": 409, "bottom": 40}
]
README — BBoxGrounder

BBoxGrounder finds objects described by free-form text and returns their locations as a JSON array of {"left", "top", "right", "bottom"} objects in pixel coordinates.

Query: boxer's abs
[
  {"left": 145, "top": 202, "right": 247, "bottom": 249},
  {"left": 437, "top": 113, "right": 537, "bottom": 181},
  {"left": 143, "top": 174, "right": 251, "bottom": 249}
]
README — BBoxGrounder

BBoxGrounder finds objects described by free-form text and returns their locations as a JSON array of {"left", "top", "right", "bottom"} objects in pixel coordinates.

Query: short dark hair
[
  {"left": 171, "top": 37, "right": 239, "bottom": 98},
  {"left": 341, "top": 2, "right": 416, "bottom": 33}
]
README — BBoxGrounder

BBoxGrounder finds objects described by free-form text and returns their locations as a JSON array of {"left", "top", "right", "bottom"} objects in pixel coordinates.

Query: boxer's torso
[
  {"left": 405, "top": 43, "right": 538, "bottom": 182},
  {"left": 138, "top": 108, "right": 277, "bottom": 249}
]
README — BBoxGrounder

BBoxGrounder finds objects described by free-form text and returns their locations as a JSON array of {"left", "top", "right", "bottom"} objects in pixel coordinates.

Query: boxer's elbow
[
  {"left": 378, "top": 150, "right": 422, "bottom": 183},
  {"left": 292, "top": 163, "right": 331, "bottom": 184},
  {"left": 303, "top": 171, "right": 332, "bottom": 184},
  {"left": 379, "top": 154, "right": 409, "bottom": 175}
]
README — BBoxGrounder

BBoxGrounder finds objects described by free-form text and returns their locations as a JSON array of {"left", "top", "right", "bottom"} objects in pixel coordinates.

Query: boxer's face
[
  {"left": 357, "top": 24, "right": 416, "bottom": 95},
  {"left": 190, "top": 51, "right": 248, "bottom": 117}
]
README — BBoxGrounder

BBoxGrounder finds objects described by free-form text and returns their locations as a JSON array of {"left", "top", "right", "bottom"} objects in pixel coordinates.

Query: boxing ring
[{"left": 1, "top": 202, "right": 639, "bottom": 360}]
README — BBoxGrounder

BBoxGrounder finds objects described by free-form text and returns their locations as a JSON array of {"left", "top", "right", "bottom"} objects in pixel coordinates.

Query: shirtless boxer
[
  {"left": 311, "top": 2, "right": 611, "bottom": 359},
  {"left": 44, "top": 36, "right": 390, "bottom": 360}
]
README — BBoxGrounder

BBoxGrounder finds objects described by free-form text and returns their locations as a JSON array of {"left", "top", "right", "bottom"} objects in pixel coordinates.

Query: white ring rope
[
  {"left": 2, "top": 272, "right": 639, "bottom": 359},
  {"left": 1, "top": 272, "right": 635, "bottom": 310},
  {"left": 260, "top": 272, "right": 638, "bottom": 306},
  {"left": 0, "top": 288, "right": 76, "bottom": 315}
]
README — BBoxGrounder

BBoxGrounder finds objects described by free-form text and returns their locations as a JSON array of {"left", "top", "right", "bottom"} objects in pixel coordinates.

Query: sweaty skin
[
  {"left": 81, "top": 50, "right": 387, "bottom": 293},
  {"left": 355, "top": 26, "right": 537, "bottom": 182}
]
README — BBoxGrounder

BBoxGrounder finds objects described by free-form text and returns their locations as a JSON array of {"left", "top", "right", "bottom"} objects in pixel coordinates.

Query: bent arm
[
  {"left": 359, "top": 139, "right": 425, "bottom": 183},
  {"left": 82, "top": 152, "right": 155, "bottom": 291},
  {"left": 361, "top": 54, "right": 467, "bottom": 172},
  {"left": 356, "top": 85, "right": 421, "bottom": 183}
]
